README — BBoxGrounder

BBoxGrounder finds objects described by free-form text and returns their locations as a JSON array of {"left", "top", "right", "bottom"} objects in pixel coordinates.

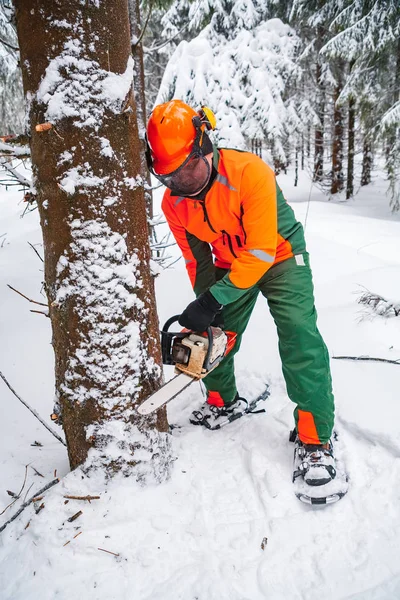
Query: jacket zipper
[
  {"left": 240, "top": 204, "right": 247, "bottom": 244},
  {"left": 197, "top": 201, "right": 239, "bottom": 259},
  {"left": 200, "top": 200, "right": 217, "bottom": 233},
  {"left": 221, "top": 229, "right": 238, "bottom": 258},
  {"left": 235, "top": 235, "right": 243, "bottom": 248}
]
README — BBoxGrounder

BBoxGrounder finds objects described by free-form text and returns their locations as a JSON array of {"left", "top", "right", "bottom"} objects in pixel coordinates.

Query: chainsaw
[{"left": 137, "top": 316, "right": 237, "bottom": 415}]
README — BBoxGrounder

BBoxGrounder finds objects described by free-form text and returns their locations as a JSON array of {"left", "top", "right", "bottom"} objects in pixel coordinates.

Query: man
[{"left": 146, "top": 99, "right": 337, "bottom": 489}]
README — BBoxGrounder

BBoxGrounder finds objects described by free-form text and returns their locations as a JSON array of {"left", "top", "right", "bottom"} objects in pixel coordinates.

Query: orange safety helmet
[{"left": 146, "top": 99, "right": 215, "bottom": 175}]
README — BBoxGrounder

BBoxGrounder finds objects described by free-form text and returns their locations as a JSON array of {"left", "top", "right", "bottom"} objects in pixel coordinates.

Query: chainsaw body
[{"left": 161, "top": 316, "right": 237, "bottom": 379}]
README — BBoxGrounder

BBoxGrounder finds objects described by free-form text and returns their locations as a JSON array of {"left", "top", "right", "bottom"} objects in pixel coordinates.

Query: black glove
[
  {"left": 179, "top": 290, "right": 223, "bottom": 332},
  {"left": 211, "top": 308, "right": 224, "bottom": 329}
]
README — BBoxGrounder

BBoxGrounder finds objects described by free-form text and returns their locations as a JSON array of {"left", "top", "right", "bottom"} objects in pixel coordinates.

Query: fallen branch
[
  {"left": 63, "top": 495, "right": 100, "bottom": 502},
  {"left": 7, "top": 284, "right": 48, "bottom": 307},
  {"left": 0, "top": 370, "right": 66, "bottom": 446},
  {"left": 31, "top": 467, "right": 44, "bottom": 478},
  {"left": 35, "top": 502, "right": 45, "bottom": 515},
  {"left": 332, "top": 355, "right": 400, "bottom": 365},
  {"left": 0, "top": 478, "right": 59, "bottom": 534},
  {"left": 63, "top": 531, "right": 82, "bottom": 547},
  {"left": 98, "top": 547, "right": 119, "bottom": 557},
  {"left": 357, "top": 288, "right": 400, "bottom": 318},
  {"left": 67, "top": 511, "right": 83, "bottom": 523},
  {"left": 0, "top": 463, "right": 29, "bottom": 516}
]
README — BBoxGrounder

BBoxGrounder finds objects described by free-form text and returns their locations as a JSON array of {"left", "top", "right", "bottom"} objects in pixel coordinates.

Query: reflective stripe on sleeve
[{"left": 248, "top": 249, "right": 275, "bottom": 263}]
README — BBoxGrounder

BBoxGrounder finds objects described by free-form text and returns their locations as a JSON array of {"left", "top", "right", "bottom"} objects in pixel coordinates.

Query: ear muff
[
  {"left": 200, "top": 106, "right": 217, "bottom": 130},
  {"left": 193, "top": 106, "right": 217, "bottom": 131}
]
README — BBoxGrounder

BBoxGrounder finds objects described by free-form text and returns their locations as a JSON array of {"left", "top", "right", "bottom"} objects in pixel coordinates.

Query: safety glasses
[{"left": 153, "top": 153, "right": 211, "bottom": 197}]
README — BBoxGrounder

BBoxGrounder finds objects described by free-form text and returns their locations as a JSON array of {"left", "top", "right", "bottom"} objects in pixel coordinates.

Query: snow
[
  {"left": 1, "top": 166, "right": 400, "bottom": 598},
  {"left": 36, "top": 38, "right": 134, "bottom": 129},
  {"left": 156, "top": 17, "right": 302, "bottom": 158}
]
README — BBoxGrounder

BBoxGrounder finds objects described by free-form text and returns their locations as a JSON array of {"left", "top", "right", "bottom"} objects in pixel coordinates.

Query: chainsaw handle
[
  {"left": 161, "top": 316, "right": 214, "bottom": 369},
  {"left": 162, "top": 315, "right": 184, "bottom": 333}
]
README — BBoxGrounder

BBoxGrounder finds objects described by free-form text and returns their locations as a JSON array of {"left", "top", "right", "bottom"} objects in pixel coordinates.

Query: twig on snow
[
  {"left": 332, "top": 355, "right": 400, "bottom": 365},
  {"left": 357, "top": 288, "right": 400, "bottom": 318},
  {"left": 31, "top": 467, "right": 44, "bottom": 478},
  {"left": 63, "top": 495, "right": 100, "bottom": 502},
  {"left": 0, "top": 370, "right": 67, "bottom": 446},
  {"left": 23, "top": 483, "right": 34, "bottom": 503},
  {"left": 0, "top": 463, "right": 29, "bottom": 515},
  {"left": 98, "top": 547, "right": 120, "bottom": 557},
  {"left": 67, "top": 511, "right": 83, "bottom": 523},
  {"left": 0, "top": 478, "right": 59, "bottom": 534},
  {"left": 63, "top": 531, "right": 82, "bottom": 547}
]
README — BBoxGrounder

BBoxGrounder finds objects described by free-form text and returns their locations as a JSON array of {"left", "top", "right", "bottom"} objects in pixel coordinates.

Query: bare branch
[
  {"left": 98, "top": 547, "right": 119, "bottom": 557},
  {"left": 63, "top": 495, "right": 100, "bottom": 501},
  {"left": 27, "top": 242, "right": 44, "bottom": 263},
  {"left": 30, "top": 309, "right": 50, "bottom": 318},
  {"left": 0, "top": 134, "right": 29, "bottom": 146},
  {"left": 0, "top": 370, "right": 67, "bottom": 446},
  {"left": 332, "top": 355, "right": 400, "bottom": 365},
  {"left": 7, "top": 284, "right": 48, "bottom": 307},
  {"left": 0, "top": 463, "right": 29, "bottom": 516},
  {"left": 0, "top": 479, "right": 60, "bottom": 534},
  {"left": 0, "top": 157, "right": 31, "bottom": 187},
  {"left": 132, "top": 0, "right": 153, "bottom": 49}
]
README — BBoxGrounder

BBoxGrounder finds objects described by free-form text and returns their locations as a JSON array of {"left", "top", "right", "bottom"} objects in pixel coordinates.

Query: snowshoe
[
  {"left": 290, "top": 429, "right": 349, "bottom": 505},
  {"left": 189, "top": 386, "right": 270, "bottom": 431}
]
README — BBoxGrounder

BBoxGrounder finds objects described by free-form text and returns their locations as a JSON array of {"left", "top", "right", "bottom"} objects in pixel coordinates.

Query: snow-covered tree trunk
[
  {"left": 386, "top": 38, "right": 400, "bottom": 212},
  {"left": 313, "top": 56, "right": 325, "bottom": 183},
  {"left": 129, "top": 0, "right": 153, "bottom": 222},
  {"left": 331, "top": 65, "right": 345, "bottom": 195},
  {"left": 14, "top": 0, "right": 171, "bottom": 477},
  {"left": 346, "top": 95, "right": 355, "bottom": 200},
  {"left": 361, "top": 130, "right": 373, "bottom": 187}
]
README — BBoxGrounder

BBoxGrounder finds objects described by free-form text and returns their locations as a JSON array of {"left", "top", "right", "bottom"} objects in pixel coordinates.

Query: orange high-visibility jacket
[{"left": 162, "top": 149, "right": 306, "bottom": 305}]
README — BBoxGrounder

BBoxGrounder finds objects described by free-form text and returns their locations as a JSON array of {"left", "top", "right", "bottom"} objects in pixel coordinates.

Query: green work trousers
[{"left": 203, "top": 253, "right": 335, "bottom": 444}]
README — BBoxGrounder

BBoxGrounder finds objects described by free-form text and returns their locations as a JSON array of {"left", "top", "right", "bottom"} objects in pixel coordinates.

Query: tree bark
[
  {"left": 313, "top": 56, "right": 325, "bottom": 182},
  {"left": 346, "top": 95, "right": 355, "bottom": 199},
  {"left": 361, "top": 133, "right": 372, "bottom": 186},
  {"left": 129, "top": 0, "right": 154, "bottom": 223},
  {"left": 14, "top": 0, "right": 170, "bottom": 478},
  {"left": 331, "top": 65, "right": 345, "bottom": 195}
]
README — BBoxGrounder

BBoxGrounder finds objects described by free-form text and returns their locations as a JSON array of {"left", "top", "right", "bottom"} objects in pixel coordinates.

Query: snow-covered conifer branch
[
  {"left": 0, "top": 157, "right": 32, "bottom": 188},
  {"left": 357, "top": 288, "right": 400, "bottom": 319}
]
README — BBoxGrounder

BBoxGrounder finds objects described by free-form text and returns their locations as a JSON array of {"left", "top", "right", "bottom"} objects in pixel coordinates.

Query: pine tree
[
  {"left": 0, "top": 4, "right": 24, "bottom": 134},
  {"left": 156, "top": 5, "right": 304, "bottom": 164},
  {"left": 14, "top": 0, "right": 171, "bottom": 477},
  {"left": 319, "top": 0, "right": 400, "bottom": 207}
]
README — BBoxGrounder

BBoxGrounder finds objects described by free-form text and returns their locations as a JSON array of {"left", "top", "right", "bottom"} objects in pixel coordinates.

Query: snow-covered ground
[{"left": 1, "top": 167, "right": 400, "bottom": 599}]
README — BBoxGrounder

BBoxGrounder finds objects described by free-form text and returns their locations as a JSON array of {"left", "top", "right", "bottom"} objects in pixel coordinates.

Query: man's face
[
  {"left": 154, "top": 152, "right": 213, "bottom": 197},
  {"left": 166, "top": 154, "right": 212, "bottom": 196}
]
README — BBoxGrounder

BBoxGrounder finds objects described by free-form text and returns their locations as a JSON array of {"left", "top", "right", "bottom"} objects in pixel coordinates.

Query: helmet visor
[{"left": 155, "top": 153, "right": 211, "bottom": 197}]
